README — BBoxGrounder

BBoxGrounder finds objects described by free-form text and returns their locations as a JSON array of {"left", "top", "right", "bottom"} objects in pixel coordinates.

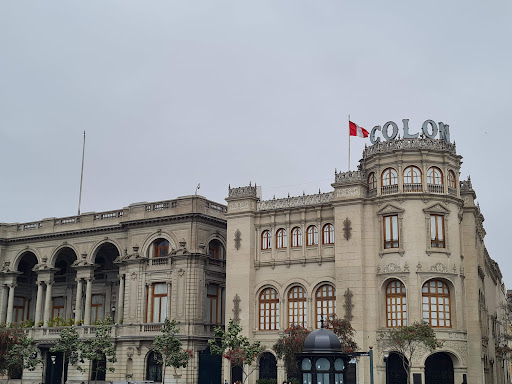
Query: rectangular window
[
  {"left": 13, "top": 296, "right": 25, "bottom": 323},
  {"left": 430, "top": 215, "right": 445, "bottom": 248},
  {"left": 52, "top": 297, "right": 65, "bottom": 324},
  {"left": 152, "top": 283, "right": 168, "bottom": 323},
  {"left": 206, "top": 284, "right": 220, "bottom": 324},
  {"left": 383, "top": 215, "right": 399, "bottom": 249},
  {"left": 91, "top": 295, "right": 104, "bottom": 323}
]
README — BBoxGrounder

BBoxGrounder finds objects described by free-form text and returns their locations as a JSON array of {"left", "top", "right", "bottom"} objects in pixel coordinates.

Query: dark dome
[{"left": 303, "top": 328, "right": 341, "bottom": 353}]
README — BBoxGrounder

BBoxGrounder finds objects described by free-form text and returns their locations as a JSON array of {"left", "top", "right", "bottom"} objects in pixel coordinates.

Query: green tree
[
  {"left": 326, "top": 315, "right": 358, "bottom": 353},
  {"left": 151, "top": 318, "right": 190, "bottom": 384},
  {"left": 273, "top": 325, "right": 310, "bottom": 379},
  {"left": 81, "top": 318, "right": 117, "bottom": 384},
  {"left": 379, "top": 322, "right": 443, "bottom": 384},
  {"left": 208, "top": 319, "right": 263, "bottom": 384},
  {"left": 51, "top": 327, "right": 84, "bottom": 380},
  {"left": 0, "top": 324, "right": 42, "bottom": 378}
]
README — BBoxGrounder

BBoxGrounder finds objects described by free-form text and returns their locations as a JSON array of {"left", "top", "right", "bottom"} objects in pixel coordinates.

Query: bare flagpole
[
  {"left": 348, "top": 114, "right": 351, "bottom": 171},
  {"left": 78, "top": 131, "right": 86, "bottom": 215}
]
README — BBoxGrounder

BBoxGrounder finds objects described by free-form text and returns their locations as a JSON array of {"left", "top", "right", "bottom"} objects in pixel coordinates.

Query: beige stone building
[
  {"left": 224, "top": 136, "right": 510, "bottom": 384},
  {"left": 0, "top": 195, "right": 227, "bottom": 384}
]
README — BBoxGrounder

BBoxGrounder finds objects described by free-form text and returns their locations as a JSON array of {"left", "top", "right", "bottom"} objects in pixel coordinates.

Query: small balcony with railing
[
  {"left": 428, "top": 183, "right": 444, "bottom": 194},
  {"left": 403, "top": 183, "right": 423, "bottom": 193},
  {"left": 381, "top": 184, "right": 398, "bottom": 195}
]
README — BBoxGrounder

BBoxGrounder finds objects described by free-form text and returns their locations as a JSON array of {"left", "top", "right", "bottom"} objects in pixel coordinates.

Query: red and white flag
[{"left": 349, "top": 121, "right": 369, "bottom": 138}]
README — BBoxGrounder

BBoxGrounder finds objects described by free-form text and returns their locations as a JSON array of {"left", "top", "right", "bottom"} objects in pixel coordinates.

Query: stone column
[
  {"left": 84, "top": 278, "right": 93, "bottom": 325},
  {"left": 5, "top": 284, "right": 16, "bottom": 324},
  {"left": 117, "top": 274, "right": 125, "bottom": 323},
  {"left": 166, "top": 282, "right": 172, "bottom": 320},
  {"left": 146, "top": 283, "right": 153, "bottom": 323},
  {"left": 0, "top": 284, "right": 8, "bottom": 324},
  {"left": 43, "top": 281, "right": 53, "bottom": 325},
  {"left": 34, "top": 281, "right": 44, "bottom": 324},
  {"left": 75, "top": 278, "right": 83, "bottom": 323}
]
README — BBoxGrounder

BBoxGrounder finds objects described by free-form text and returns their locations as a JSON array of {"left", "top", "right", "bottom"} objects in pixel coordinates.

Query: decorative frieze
[
  {"left": 228, "top": 184, "right": 258, "bottom": 198},
  {"left": 334, "top": 170, "right": 366, "bottom": 184},
  {"left": 362, "top": 137, "right": 457, "bottom": 159},
  {"left": 257, "top": 192, "right": 333, "bottom": 211}
]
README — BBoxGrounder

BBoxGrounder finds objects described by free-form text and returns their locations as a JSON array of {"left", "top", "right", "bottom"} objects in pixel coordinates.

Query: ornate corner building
[
  {"left": 224, "top": 137, "right": 510, "bottom": 384},
  {"left": 0, "top": 196, "right": 227, "bottom": 384}
]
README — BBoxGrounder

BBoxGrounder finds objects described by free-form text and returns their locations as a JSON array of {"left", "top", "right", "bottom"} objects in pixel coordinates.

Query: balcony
[
  {"left": 403, "top": 183, "right": 422, "bottom": 192},
  {"left": 428, "top": 184, "right": 444, "bottom": 194},
  {"left": 381, "top": 184, "right": 398, "bottom": 195}
]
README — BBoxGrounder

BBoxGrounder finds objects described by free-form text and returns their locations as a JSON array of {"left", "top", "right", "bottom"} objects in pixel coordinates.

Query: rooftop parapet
[
  {"left": 257, "top": 192, "right": 333, "bottom": 211},
  {"left": 227, "top": 183, "right": 259, "bottom": 199},
  {"left": 460, "top": 176, "right": 473, "bottom": 191},
  {"left": 362, "top": 137, "right": 457, "bottom": 160},
  {"left": 334, "top": 170, "right": 366, "bottom": 185}
]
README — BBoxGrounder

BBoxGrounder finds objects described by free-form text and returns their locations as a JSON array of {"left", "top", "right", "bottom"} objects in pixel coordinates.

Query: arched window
[
  {"left": 208, "top": 239, "right": 224, "bottom": 259},
  {"left": 276, "top": 228, "right": 287, "bottom": 249},
  {"left": 386, "top": 280, "right": 407, "bottom": 327},
  {"left": 306, "top": 225, "right": 318, "bottom": 246},
  {"left": 291, "top": 227, "right": 302, "bottom": 247},
  {"left": 315, "top": 284, "right": 336, "bottom": 328},
  {"left": 368, "top": 173, "right": 377, "bottom": 190},
  {"left": 422, "top": 280, "right": 451, "bottom": 328},
  {"left": 427, "top": 167, "right": 444, "bottom": 193},
  {"left": 154, "top": 239, "right": 169, "bottom": 258},
  {"left": 322, "top": 224, "right": 334, "bottom": 245},
  {"left": 403, "top": 166, "right": 422, "bottom": 192},
  {"left": 448, "top": 170, "right": 456, "bottom": 192},
  {"left": 146, "top": 352, "right": 162, "bottom": 382},
  {"left": 288, "top": 286, "right": 307, "bottom": 327},
  {"left": 259, "top": 287, "right": 279, "bottom": 330},
  {"left": 261, "top": 230, "right": 271, "bottom": 250},
  {"left": 381, "top": 168, "right": 398, "bottom": 194}
]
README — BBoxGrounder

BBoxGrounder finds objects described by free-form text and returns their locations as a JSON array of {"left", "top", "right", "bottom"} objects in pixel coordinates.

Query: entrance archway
[
  {"left": 259, "top": 352, "right": 277, "bottom": 380},
  {"left": 425, "top": 352, "right": 454, "bottom": 384},
  {"left": 387, "top": 353, "right": 407, "bottom": 384}
]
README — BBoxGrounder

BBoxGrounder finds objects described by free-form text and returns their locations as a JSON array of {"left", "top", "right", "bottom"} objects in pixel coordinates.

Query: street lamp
[
  {"left": 383, "top": 353, "right": 389, "bottom": 384},
  {"left": 50, "top": 355, "right": 56, "bottom": 384},
  {"left": 111, "top": 305, "right": 116, "bottom": 320}
]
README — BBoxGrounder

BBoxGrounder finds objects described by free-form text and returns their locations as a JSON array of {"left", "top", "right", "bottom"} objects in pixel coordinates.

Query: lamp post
[
  {"left": 50, "top": 355, "right": 56, "bottom": 384},
  {"left": 111, "top": 305, "right": 116, "bottom": 321},
  {"left": 383, "top": 353, "right": 389, "bottom": 384}
]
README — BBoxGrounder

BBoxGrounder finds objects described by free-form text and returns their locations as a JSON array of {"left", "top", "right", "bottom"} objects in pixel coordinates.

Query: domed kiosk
[{"left": 296, "top": 326, "right": 351, "bottom": 384}]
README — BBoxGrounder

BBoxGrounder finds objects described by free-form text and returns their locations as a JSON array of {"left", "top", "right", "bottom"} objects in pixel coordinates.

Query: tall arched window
[
  {"left": 291, "top": 227, "right": 302, "bottom": 247},
  {"left": 403, "top": 166, "right": 422, "bottom": 192},
  {"left": 259, "top": 287, "right": 280, "bottom": 330},
  {"left": 261, "top": 230, "right": 271, "bottom": 250},
  {"left": 146, "top": 352, "right": 162, "bottom": 382},
  {"left": 322, "top": 224, "right": 334, "bottom": 245},
  {"left": 276, "top": 228, "right": 287, "bottom": 249},
  {"left": 381, "top": 168, "right": 398, "bottom": 194},
  {"left": 427, "top": 167, "right": 444, "bottom": 193},
  {"left": 306, "top": 225, "right": 318, "bottom": 246},
  {"left": 386, "top": 280, "right": 407, "bottom": 327},
  {"left": 422, "top": 280, "right": 451, "bottom": 328},
  {"left": 154, "top": 239, "right": 169, "bottom": 258},
  {"left": 368, "top": 173, "right": 377, "bottom": 190},
  {"left": 288, "top": 286, "right": 307, "bottom": 327},
  {"left": 315, "top": 284, "right": 336, "bottom": 328},
  {"left": 448, "top": 170, "right": 457, "bottom": 194}
]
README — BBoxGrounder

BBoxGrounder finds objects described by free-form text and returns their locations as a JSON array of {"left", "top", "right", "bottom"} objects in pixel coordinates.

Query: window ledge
[
  {"left": 426, "top": 249, "right": 451, "bottom": 257},
  {"left": 379, "top": 248, "right": 405, "bottom": 258}
]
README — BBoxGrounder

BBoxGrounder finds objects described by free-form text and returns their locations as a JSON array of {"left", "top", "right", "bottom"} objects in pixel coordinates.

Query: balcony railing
[
  {"left": 403, "top": 183, "right": 422, "bottom": 192},
  {"left": 381, "top": 184, "right": 398, "bottom": 195},
  {"left": 428, "top": 184, "right": 444, "bottom": 194},
  {"left": 149, "top": 256, "right": 171, "bottom": 266}
]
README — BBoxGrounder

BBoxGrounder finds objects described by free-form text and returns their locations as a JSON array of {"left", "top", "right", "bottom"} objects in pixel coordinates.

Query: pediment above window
[
  {"left": 423, "top": 203, "right": 450, "bottom": 215},
  {"left": 377, "top": 204, "right": 404, "bottom": 216}
]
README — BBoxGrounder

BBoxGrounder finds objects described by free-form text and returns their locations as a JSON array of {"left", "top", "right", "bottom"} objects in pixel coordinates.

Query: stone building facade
[
  {"left": 0, "top": 195, "right": 227, "bottom": 384},
  {"left": 224, "top": 137, "right": 510, "bottom": 384}
]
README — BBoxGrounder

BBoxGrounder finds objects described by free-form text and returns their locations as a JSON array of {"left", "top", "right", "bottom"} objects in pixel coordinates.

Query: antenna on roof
[{"left": 77, "top": 131, "right": 86, "bottom": 215}]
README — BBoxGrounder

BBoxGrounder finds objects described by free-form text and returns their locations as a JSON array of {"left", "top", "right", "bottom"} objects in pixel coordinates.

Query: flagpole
[
  {"left": 78, "top": 131, "right": 86, "bottom": 215},
  {"left": 348, "top": 114, "right": 351, "bottom": 171}
]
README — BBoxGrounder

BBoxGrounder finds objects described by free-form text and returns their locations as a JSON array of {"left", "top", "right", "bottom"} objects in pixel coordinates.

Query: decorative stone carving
[
  {"left": 363, "top": 137, "right": 456, "bottom": 160},
  {"left": 343, "top": 288, "right": 354, "bottom": 322},
  {"left": 404, "top": 262, "right": 409, "bottom": 272},
  {"left": 257, "top": 192, "right": 333, "bottom": 211},
  {"left": 334, "top": 170, "right": 365, "bottom": 184},
  {"left": 460, "top": 176, "right": 472, "bottom": 191},
  {"left": 343, "top": 218, "right": 352, "bottom": 241},
  {"left": 417, "top": 262, "right": 422, "bottom": 271},
  {"left": 430, "top": 263, "right": 447, "bottom": 273},
  {"left": 383, "top": 263, "right": 401, "bottom": 273},
  {"left": 232, "top": 294, "right": 241, "bottom": 323},
  {"left": 336, "top": 187, "right": 360, "bottom": 198},
  {"left": 229, "top": 201, "right": 251, "bottom": 211},
  {"left": 234, "top": 229, "right": 241, "bottom": 250},
  {"left": 228, "top": 184, "right": 258, "bottom": 198}
]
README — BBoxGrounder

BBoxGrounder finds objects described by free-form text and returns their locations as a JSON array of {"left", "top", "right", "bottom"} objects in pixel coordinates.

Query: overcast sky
[{"left": 1, "top": 1, "right": 511, "bottom": 285}]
